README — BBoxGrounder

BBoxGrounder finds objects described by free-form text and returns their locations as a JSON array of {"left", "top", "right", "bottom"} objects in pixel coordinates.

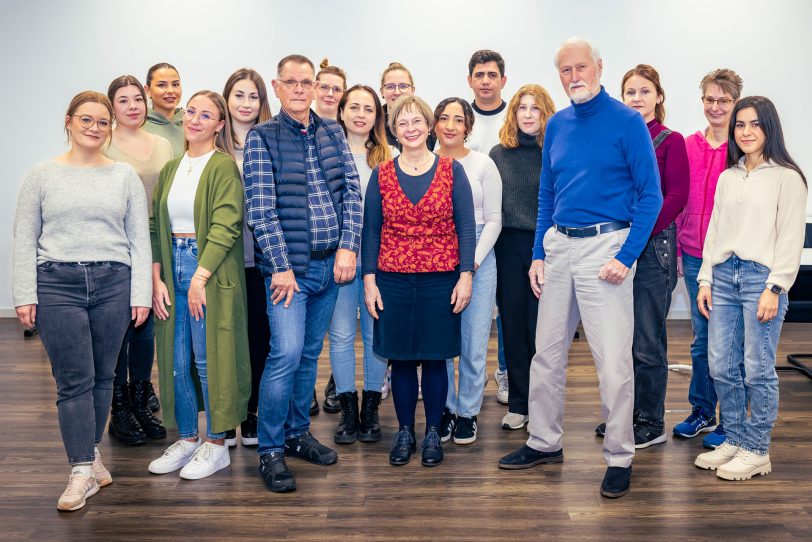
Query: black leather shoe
[
  {"left": 389, "top": 426, "right": 416, "bottom": 466},
  {"left": 108, "top": 384, "right": 147, "bottom": 445},
  {"left": 498, "top": 445, "right": 563, "bottom": 470},
  {"left": 359, "top": 390, "right": 382, "bottom": 442},
  {"left": 334, "top": 391, "right": 360, "bottom": 444},
  {"left": 323, "top": 374, "right": 341, "bottom": 413},
  {"left": 144, "top": 380, "right": 160, "bottom": 412},
  {"left": 310, "top": 389, "right": 320, "bottom": 416},
  {"left": 241, "top": 412, "right": 258, "bottom": 446},
  {"left": 421, "top": 427, "right": 444, "bottom": 467},
  {"left": 259, "top": 452, "right": 296, "bottom": 493},
  {"left": 595, "top": 423, "right": 606, "bottom": 438},
  {"left": 285, "top": 431, "right": 338, "bottom": 465},
  {"left": 600, "top": 466, "right": 632, "bottom": 498},
  {"left": 131, "top": 381, "right": 167, "bottom": 440}
]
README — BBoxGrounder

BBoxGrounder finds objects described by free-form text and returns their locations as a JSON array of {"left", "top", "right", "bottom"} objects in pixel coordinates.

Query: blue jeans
[
  {"left": 683, "top": 253, "right": 717, "bottom": 416},
  {"left": 35, "top": 261, "right": 132, "bottom": 464},
  {"left": 708, "top": 255, "right": 787, "bottom": 454},
  {"left": 258, "top": 254, "right": 340, "bottom": 455},
  {"left": 171, "top": 238, "right": 225, "bottom": 440},
  {"left": 447, "top": 227, "right": 497, "bottom": 417},
  {"left": 328, "top": 266, "right": 387, "bottom": 393}
]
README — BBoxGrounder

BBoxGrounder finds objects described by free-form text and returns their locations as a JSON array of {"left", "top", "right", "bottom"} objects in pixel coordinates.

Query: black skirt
[{"left": 373, "top": 270, "right": 461, "bottom": 361}]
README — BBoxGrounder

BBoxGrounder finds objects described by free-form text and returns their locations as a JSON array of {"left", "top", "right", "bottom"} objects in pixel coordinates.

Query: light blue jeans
[
  {"left": 257, "top": 254, "right": 340, "bottom": 455},
  {"left": 328, "top": 266, "right": 387, "bottom": 393},
  {"left": 172, "top": 237, "right": 225, "bottom": 440},
  {"left": 708, "top": 255, "right": 787, "bottom": 454},
  {"left": 446, "top": 226, "right": 497, "bottom": 417}
]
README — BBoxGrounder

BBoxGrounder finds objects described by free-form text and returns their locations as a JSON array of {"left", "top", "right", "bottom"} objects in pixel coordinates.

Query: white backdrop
[{"left": 1, "top": 0, "right": 811, "bottom": 316}]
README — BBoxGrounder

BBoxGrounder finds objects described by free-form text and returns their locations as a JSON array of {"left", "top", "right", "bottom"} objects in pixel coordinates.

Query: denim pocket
[
  {"left": 104, "top": 261, "right": 131, "bottom": 272},
  {"left": 750, "top": 261, "right": 771, "bottom": 274},
  {"left": 37, "top": 261, "right": 59, "bottom": 272},
  {"left": 653, "top": 236, "right": 673, "bottom": 271}
]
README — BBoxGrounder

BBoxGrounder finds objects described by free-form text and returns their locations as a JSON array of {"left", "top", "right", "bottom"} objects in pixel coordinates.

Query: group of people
[{"left": 11, "top": 37, "right": 807, "bottom": 511}]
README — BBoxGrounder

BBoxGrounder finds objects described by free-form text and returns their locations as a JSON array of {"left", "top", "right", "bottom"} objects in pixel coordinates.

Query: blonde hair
[
  {"left": 387, "top": 95, "right": 434, "bottom": 135},
  {"left": 380, "top": 62, "right": 414, "bottom": 89},
  {"left": 184, "top": 90, "right": 236, "bottom": 158},
  {"left": 498, "top": 84, "right": 556, "bottom": 149}
]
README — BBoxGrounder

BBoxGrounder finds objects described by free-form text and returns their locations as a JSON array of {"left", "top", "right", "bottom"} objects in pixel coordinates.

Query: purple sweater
[{"left": 648, "top": 119, "right": 689, "bottom": 235}]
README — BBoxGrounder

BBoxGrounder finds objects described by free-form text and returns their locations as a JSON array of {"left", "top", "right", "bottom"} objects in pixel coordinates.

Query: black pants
[
  {"left": 632, "top": 223, "right": 677, "bottom": 430},
  {"left": 494, "top": 228, "right": 538, "bottom": 415},
  {"left": 114, "top": 312, "right": 155, "bottom": 386},
  {"left": 246, "top": 266, "right": 271, "bottom": 414}
]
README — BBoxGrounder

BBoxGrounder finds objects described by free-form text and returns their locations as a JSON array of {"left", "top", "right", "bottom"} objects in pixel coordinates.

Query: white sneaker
[
  {"left": 92, "top": 447, "right": 112, "bottom": 487},
  {"left": 694, "top": 442, "right": 740, "bottom": 470},
  {"left": 179, "top": 441, "right": 231, "bottom": 480},
  {"left": 501, "top": 412, "right": 528, "bottom": 430},
  {"left": 495, "top": 369, "right": 509, "bottom": 405},
  {"left": 381, "top": 366, "right": 392, "bottom": 400},
  {"left": 57, "top": 470, "right": 99, "bottom": 512},
  {"left": 716, "top": 450, "right": 771, "bottom": 481},
  {"left": 149, "top": 439, "right": 201, "bottom": 474}
]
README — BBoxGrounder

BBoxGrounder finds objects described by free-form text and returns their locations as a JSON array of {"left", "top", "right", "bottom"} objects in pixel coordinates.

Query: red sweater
[{"left": 377, "top": 157, "right": 459, "bottom": 273}]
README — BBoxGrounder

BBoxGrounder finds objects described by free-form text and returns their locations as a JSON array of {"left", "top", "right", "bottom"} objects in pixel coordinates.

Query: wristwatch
[{"left": 767, "top": 283, "right": 785, "bottom": 295}]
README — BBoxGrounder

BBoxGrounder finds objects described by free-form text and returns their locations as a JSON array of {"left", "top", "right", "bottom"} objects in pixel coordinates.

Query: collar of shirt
[{"left": 279, "top": 108, "right": 316, "bottom": 136}]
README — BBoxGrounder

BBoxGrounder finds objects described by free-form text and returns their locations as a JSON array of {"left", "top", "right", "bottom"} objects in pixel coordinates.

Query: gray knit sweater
[
  {"left": 488, "top": 132, "right": 543, "bottom": 232},
  {"left": 12, "top": 160, "right": 152, "bottom": 307}
]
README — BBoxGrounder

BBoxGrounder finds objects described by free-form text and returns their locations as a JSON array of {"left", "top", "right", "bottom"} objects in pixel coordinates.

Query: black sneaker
[
  {"left": 595, "top": 423, "right": 606, "bottom": 438},
  {"left": 389, "top": 426, "right": 416, "bottom": 466},
  {"left": 498, "top": 445, "right": 563, "bottom": 470},
  {"left": 224, "top": 429, "right": 237, "bottom": 447},
  {"left": 600, "top": 466, "right": 631, "bottom": 498},
  {"left": 259, "top": 452, "right": 296, "bottom": 493},
  {"left": 241, "top": 412, "right": 258, "bottom": 446},
  {"left": 634, "top": 422, "right": 666, "bottom": 449},
  {"left": 284, "top": 431, "right": 338, "bottom": 465},
  {"left": 453, "top": 416, "right": 478, "bottom": 445},
  {"left": 439, "top": 408, "right": 457, "bottom": 443}
]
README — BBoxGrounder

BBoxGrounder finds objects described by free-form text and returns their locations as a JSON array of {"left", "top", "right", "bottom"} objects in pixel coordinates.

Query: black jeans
[
  {"left": 632, "top": 223, "right": 677, "bottom": 430},
  {"left": 494, "top": 228, "right": 539, "bottom": 415},
  {"left": 114, "top": 312, "right": 155, "bottom": 385},
  {"left": 36, "top": 261, "right": 132, "bottom": 464},
  {"left": 245, "top": 266, "right": 270, "bottom": 414}
]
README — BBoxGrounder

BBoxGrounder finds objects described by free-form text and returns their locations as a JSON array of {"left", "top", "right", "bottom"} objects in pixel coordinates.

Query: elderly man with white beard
[{"left": 498, "top": 37, "right": 662, "bottom": 498}]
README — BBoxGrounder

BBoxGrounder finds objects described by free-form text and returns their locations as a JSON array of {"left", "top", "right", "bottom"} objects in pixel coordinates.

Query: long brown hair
[
  {"left": 184, "top": 90, "right": 235, "bottom": 158},
  {"left": 223, "top": 68, "right": 273, "bottom": 147},
  {"left": 338, "top": 85, "right": 391, "bottom": 168},
  {"left": 107, "top": 75, "right": 148, "bottom": 127},
  {"left": 621, "top": 64, "right": 666, "bottom": 123},
  {"left": 498, "top": 84, "right": 556, "bottom": 149}
]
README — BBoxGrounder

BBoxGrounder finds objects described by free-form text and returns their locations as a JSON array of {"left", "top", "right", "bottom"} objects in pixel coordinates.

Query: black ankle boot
[
  {"left": 131, "top": 381, "right": 167, "bottom": 440},
  {"left": 359, "top": 390, "right": 382, "bottom": 442},
  {"left": 334, "top": 391, "right": 360, "bottom": 444},
  {"left": 144, "top": 380, "right": 160, "bottom": 412},
  {"left": 323, "top": 374, "right": 341, "bottom": 413},
  {"left": 108, "top": 383, "right": 147, "bottom": 445},
  {"left": 310, "top": 389, "right": 320, "bottom": 416}
]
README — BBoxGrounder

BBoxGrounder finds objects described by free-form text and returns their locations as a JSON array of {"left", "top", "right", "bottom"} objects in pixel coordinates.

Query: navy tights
[{"left": 390, "top": 360, "right": 447, "bottom": 429}]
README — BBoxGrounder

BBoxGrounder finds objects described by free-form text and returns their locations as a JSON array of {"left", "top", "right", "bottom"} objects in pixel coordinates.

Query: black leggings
[{"left": 390, "top": 359, "right": 447, "bottom": 429}]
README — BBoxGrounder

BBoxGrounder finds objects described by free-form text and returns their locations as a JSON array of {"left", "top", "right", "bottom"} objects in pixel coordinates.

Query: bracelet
[{"left": 194, "top": 273, "right": 209, "bottom": 282}]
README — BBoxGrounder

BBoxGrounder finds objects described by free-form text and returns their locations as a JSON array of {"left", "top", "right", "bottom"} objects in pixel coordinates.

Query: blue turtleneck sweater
[{"left": 533, "top": 87, "right": 662, "bottom": 267}]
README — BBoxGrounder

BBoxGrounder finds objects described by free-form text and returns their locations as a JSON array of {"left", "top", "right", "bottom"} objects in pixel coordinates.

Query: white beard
[{"left": 569, "top": 86, "right": 595, "bottom": 104}]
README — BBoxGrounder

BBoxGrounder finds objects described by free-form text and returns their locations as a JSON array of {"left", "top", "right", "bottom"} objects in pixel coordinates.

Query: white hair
[{"left": 553, "top": 37, "right": 602, "bottom": 68}]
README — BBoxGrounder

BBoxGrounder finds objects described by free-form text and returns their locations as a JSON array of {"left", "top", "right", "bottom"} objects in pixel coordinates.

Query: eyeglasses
[
  {"left": 278, "top": 79, "right": 314, "bottom": 91},
  {"left": 383, "top": 83, "right": 413, "bottom": 93},
  {"left": 183, "top": 109, "right": 217, "bottom": 123},
  {"left": 702, "top": 96, "right": 733, "bottom": 107},
  {"left": 72, "top": 115, "right": 111, "bottom": 132},
  {"left": 316, "top": 83, "right": 344, "bottom": 95}
]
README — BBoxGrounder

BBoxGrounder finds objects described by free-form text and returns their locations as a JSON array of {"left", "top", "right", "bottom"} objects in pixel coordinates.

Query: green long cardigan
[{"left": 150, "top": 151, "right": 250, "bottom": 433}]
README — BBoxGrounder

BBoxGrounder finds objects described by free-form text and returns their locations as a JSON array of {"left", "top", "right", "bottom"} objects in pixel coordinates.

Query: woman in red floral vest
[{"left": 362, "top": 95, "right": 476, "bottom": 468}]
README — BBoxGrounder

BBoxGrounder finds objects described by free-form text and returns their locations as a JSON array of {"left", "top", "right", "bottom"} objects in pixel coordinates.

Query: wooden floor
[{"left": 1, "top": 318, "right": 811, "bottom": 541}]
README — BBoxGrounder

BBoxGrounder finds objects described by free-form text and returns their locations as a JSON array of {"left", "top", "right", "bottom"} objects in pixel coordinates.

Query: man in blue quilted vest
[{"left": 243, "top": 54, "right": 362, "bottom": 493}]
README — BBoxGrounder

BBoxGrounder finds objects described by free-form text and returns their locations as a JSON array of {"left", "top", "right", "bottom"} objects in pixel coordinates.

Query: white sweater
[
  {"left": 457, "top": 151, "right": 503, "bottom": 265},
  {"left": 466, "top": 102, "right": 507, "bottom": 155},
  {"left": 698, "top": 160, "right": 807, "bottom": 291}
]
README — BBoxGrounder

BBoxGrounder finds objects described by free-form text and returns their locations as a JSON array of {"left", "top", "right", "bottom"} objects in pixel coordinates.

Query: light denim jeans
[
  {"left": 171, "top": 237, "right": 225, "bottom": 440},
  {"left": 257, "top": 254, "right": 340, "bottom": 455},
  {"left": 446, "top": 226, "right": 497, "bottom": 417},
  {"left": 328, "top": 266, "right": 387, "bottom": 393},
  {"left": 708, "top": 255, "right": 788, "bottom": 454}
]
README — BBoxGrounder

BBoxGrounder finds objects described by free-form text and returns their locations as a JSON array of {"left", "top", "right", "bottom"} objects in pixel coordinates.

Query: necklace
[
  {"left": 186, "top": 152, "right": 207, "bottom": 174},
  {"left": 400, "top": 152, "right": 432, "bottom": 172}
]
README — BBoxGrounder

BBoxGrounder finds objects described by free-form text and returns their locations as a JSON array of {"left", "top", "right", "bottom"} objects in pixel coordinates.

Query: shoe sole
[
  {"left": 440, "top": 434, "right": 453, "bottom": 443},
  {"left": 694, "top": 457, "right": 736, "bottom": 470},
  {"left": 57, "top": 484, "right": 99, "bottom": 512},
  {"left": 498, "top": 455, "right": 563, "bottom": 470},
  {"left": 334, "top": 433, "right": 358, "bottom": 445},
  {"left": 322, "top": 404, "right": 342, "bottom": 414},
  {"left": 673, "top": 424, "right": 718, "bottom": 438},
  {"left": 108, "top": 427, "right": 147, "bottom": 446},
  {"left": 179, "top": 457, "right": 231, "bottom": 480},
  {"left": 286, "top": 452, "right": 338, "bottom": 466},
  {"left": 268, "top": 481, "right": 297, "bottom": 493},
  {"left": 635, "top": 434, "right": 667, "bottom": 449},
  {"left": 716, "top": 463, "right": 771, "bottom": 481},
  {"left": 358, "top": 432, "right": 382, "bottom": 443},
  {"left": 502, "top": 421, "right": 528, "bottom": 431},
  {"left": 600, "top": 486, "right": 630, "bottom": 498},
  {"left": 421, "top": 459, "right": 443, "bottom": 467},
  {"left": 389, "top": 455, "right": 413, "bottom": 466},
  {"left": 241, "top": 436, "right": 259, "bottom": 447},
  {"left": 225, "top": 438, "right": 238, "bottom": 448},
  {"left": 453, "top": 434, "right": 477, "bottom": 445}
]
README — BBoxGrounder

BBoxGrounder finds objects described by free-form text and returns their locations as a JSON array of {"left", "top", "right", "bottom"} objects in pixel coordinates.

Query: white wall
[{"left": 2, "top": 0, "right": 811, "bottom": 316}]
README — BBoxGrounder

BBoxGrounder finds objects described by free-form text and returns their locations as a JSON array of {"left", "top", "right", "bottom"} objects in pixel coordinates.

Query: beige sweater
[{"left": 698, "top": 160, "right": 807, "bottom": 291}]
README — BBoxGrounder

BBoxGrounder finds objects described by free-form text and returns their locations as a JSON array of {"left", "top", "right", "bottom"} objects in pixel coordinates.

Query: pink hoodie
[{"left": 676, "top": 130, "right": 728, "bottom": 258}]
